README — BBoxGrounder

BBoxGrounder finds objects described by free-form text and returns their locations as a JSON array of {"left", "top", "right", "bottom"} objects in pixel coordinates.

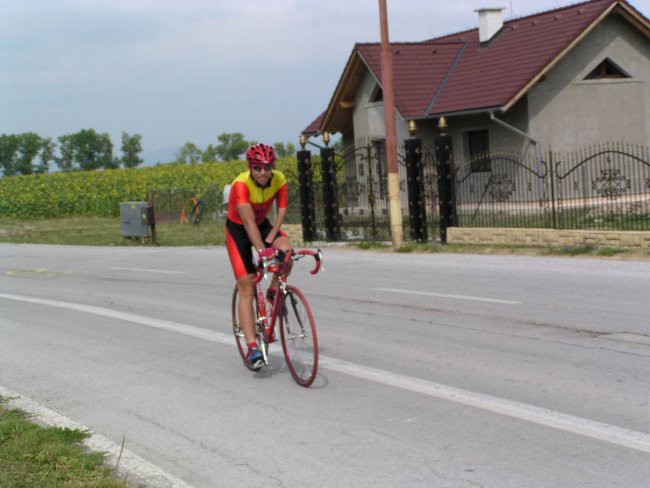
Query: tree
[
  {"left": 57, "top": 129, "right": 114, "bottom": 171},
  {"left": 120, "top": 132, "right": 143, "bottom": 168},
  {"left": 56, "top": 134, "right": 75, "bottom": 172},
  {"left": 35, "top": 138, "right": 55, "bottom": 174},
  {"left": 175, "top": 142, "right": 202, "bottom": 164},
  {"left": 202, "top": 144, "right": 219, "bottom": 163},
  {"left": 15, "top": 132, "right": 43, "bottom": 175},
  {"left": 216, "top": 132, "right": 249, "bottom": 161},
  {"left": 274, "top": 142, "right": 286, "bottom": 157},
  {"left": 0, "top": 134, "right": 21, "bottom": 176},
  {"left": 0, "top": 133, "right": 54, "bottom": 175},
  {"left": 273, "top": 142, "right": 297, "bottom": 158}
]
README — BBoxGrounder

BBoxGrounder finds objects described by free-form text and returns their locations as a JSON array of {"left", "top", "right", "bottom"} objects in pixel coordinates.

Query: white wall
[{"left": 352, "top": 70, "right": 409, "bottom": 144}]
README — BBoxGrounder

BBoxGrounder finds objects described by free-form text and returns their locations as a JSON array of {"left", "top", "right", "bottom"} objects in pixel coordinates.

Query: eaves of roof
[
  {"left": 311, "top": 44, "right": 366, "bottom": 136},
  {"left": 302, "top": 111, "right": 326, "bottom": 136}
]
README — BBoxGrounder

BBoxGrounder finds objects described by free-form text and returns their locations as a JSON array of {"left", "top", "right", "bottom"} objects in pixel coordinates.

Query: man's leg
[
  {"left": 237, "top": 273, "right": 257, "bottom": 344},
  {"left": 238, "top": 273, "right": 265, "bottom": 367}
]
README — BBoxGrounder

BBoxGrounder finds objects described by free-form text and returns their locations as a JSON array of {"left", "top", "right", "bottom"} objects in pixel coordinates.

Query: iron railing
[
  {"left": 552, "top": 143, "right": 650, "bottom": 230},
  {"left": 451, "top": 143, "right": 650, "bottom": 231},
  {"left": 291, "top": 141, "right": 650, "bottom": 242}
]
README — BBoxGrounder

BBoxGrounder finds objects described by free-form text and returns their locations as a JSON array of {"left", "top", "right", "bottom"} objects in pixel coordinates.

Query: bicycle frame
[{"left": 253, "top": 249, "right": 322, "bottom": 363}]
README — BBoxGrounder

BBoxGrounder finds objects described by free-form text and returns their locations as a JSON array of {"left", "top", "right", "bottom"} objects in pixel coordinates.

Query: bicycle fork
[{"left": 279, "top": 286, "right": 308, "bottom": 341}]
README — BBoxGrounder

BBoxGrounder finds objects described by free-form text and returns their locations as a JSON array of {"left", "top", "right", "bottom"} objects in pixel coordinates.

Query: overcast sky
[{"left": 1, "top": 0, "right": 647, "bottom": 162}]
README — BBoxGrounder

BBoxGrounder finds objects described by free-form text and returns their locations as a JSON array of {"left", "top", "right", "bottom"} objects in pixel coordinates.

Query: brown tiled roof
[
  {"left": 428, "top": 0, "right": 620, "bottom": 115},
  {"left": 303, "top": 0, "right": 648, "bottom": 135},
  {"left": 357, "top": 41, "right": 465, "bottom": 119},
  {"left": 302, "top": 111, "right": 326, "bottom": 136}
]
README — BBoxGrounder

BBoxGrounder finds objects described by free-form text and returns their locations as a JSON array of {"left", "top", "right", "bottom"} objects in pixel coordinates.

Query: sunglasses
[{"left": 251, "top": 165, "right": 274, "bottom": 173}]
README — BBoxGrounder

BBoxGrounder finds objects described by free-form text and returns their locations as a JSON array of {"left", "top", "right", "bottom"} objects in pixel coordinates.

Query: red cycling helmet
[{"left": 246, "top": 143, "right": 277, "bottom": 167}]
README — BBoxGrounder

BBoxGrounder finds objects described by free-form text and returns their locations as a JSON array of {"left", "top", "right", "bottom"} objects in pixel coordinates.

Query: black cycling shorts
[{"left": 225, "top": 219, "right": 285, "bottom": 278}]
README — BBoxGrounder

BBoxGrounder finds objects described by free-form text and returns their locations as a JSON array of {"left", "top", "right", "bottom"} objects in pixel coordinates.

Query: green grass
[
  {"left": 0, "top": 217, "right": 226, "bottom": 247},
  {"left": 0, "top": 402, "right": 135, "bottom": 487},
  {"left": 596, "top": 247, "right": 630, "bottom": 257},
  {"left": 541, "top": 245, "right": 630, "bottom": 258},
  {"left": 1, "top": 217, "right": 648, "bottom": 260},
  {"left": 544, "top": 245, "right": 597, "bottom": 256},
  {"left": 353, "top": 241, "right": 391, "bottom": 250},
  {"left": 456, "top": 207, "right": 650, "bottom": 231}
]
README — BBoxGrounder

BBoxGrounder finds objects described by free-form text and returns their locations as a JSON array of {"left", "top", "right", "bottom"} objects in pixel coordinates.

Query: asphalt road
[{"left": 1, "top": 243, "right": 649, "bottom": 487}]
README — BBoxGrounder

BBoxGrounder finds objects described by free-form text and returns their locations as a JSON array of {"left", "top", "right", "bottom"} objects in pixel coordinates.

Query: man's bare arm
[
  {"left": 265, "top": 206, "right": 287, "bottom": 244},
  {"left": 236, "top": 203, "right": 265, "bottom": 251}
]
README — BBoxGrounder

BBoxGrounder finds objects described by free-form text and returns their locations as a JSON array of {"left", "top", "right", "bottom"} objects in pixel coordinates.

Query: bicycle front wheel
[{"left": 280, "top": 285, "right": 318, "bottom": 387}]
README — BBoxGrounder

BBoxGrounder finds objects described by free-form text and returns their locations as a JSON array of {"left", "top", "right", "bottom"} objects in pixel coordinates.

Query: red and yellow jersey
[{"left": 227, "top": 170, "right": 288, "bottom": 225}]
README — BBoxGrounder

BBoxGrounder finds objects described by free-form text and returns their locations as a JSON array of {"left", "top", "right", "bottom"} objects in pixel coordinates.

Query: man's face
[{"left": 250, "top": 164, "right": 273, "bottom": 186}]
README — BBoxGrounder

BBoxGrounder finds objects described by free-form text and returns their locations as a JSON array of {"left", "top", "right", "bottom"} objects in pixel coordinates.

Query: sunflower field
[{"left": 0, "top": 158, "right": 299, "bottom": 219}]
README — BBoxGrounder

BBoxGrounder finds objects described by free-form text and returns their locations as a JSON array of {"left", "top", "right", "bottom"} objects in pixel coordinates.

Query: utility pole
[{"left": 378, "top": 0, "right": 403, "bottom": 247}]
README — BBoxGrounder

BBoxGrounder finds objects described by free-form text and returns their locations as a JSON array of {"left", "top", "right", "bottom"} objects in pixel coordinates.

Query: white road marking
[
  {"left": 374, "top": 287, "right": 522, "bottom": 305},
  {"left": 2, "top": 291, "right": 649, "bottom": 455},
  {"left": 0, "top": 385, "right": 196, "bottom": 488},
  {"left": 109, "top": 267, "right": 185, "bottom": 275},
  {"left": 318, "top": 357, "right": 650, "bottom": 454}
]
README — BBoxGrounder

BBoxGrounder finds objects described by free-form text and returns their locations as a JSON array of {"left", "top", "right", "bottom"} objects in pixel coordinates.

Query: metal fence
[
  {"left": 335, "top": 142, "right": 395, "bottom": 241},
  {"left": 134, "top": 141, "right": 650, "bottom": 244},
  {"left": 293, "top": 140, "right": 650, "bottom": 243},
  {"left": 552, "top": 143, "right": 650, "bottom": 230},
  {"left": 149, "top": 185, "right": 224, "bottom": 224},
  {"left": 291, "top": 141, "right": 435, "bottom": 242},
  {"left": 452, "top": 143, "right": 650, "bottom": 231},
  {"left": 452, "top": 149, "right": 551, "bottom": 229},
  {"left": 291, "top": 143, "right": 392, "bottom": 241}
]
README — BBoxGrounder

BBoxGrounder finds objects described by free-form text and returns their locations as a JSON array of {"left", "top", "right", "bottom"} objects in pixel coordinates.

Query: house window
[
  {"left": 584, "top": 58, "right": 630, "bottom": 80},
  {"left": 467, "top": 130, "right": 491, "bottom": 172},
  {"left": 369, "top": 84, "right": 383, "bottom": 103}
]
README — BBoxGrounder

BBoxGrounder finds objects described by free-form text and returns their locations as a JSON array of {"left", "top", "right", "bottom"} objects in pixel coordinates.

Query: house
[{"left": 302, "top": 0, "right": 650, "bottom": 163}]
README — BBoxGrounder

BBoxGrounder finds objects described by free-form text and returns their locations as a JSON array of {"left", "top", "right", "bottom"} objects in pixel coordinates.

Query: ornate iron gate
[
  {"left": 294, "top": 139, "right": 439, "bottom": 243},
  {"left": 330, "top": 142, "right": 392, "bottom": 240}
]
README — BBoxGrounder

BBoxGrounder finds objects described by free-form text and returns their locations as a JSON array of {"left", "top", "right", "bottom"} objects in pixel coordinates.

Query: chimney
[{"left": 475, "top": 7, "right": 505, "bottom": 43}]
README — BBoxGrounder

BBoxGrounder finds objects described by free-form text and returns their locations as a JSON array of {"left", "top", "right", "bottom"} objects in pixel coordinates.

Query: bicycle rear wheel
[
  {"left": 231, "top": 284, "right": 266, "bottom": 371},
  {"left": 280, "top": 285, "right": 318, "bottom": 387}
]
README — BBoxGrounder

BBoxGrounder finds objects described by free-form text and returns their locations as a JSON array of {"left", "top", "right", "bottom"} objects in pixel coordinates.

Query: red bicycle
[{"left": 231, "top": 249, "right": 322, "bottom": 387}]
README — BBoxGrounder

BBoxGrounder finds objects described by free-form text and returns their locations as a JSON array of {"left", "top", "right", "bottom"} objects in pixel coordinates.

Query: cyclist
[{"left": 226, "top": 143, "right": 293, "bottom": 368}]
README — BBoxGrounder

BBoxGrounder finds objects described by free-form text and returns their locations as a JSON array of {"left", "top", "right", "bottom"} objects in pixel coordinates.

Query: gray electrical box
[{"left": 120, "top": 202, "right": 152, "bottom": 238}]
